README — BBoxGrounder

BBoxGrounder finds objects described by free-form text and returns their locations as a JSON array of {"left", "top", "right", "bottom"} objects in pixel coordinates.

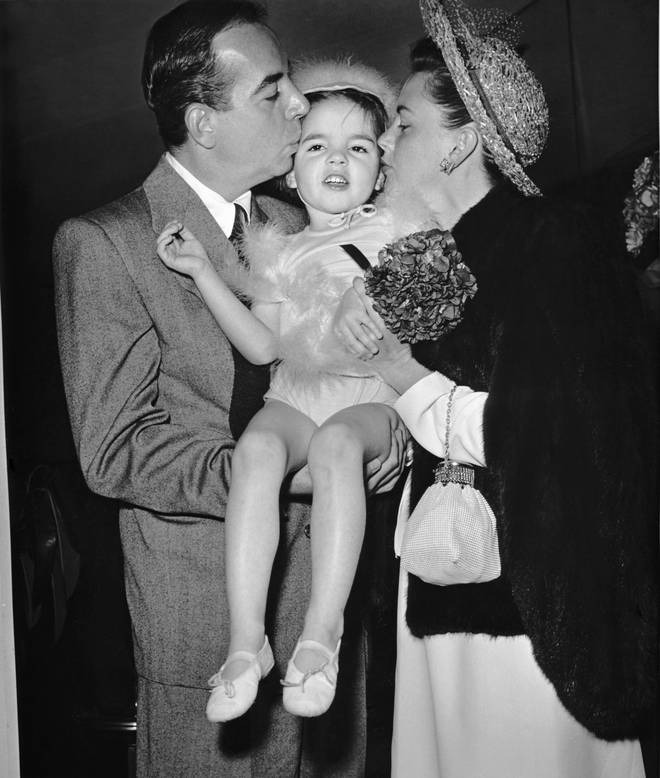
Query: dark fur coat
[{"left": 406, "top": 183, "right": 658, "bottom": 741}]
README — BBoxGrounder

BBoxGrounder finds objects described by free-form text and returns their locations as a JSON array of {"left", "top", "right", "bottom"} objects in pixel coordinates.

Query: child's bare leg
[
  {"left": 298, "top": 403, "right": 398, "bottom": 671},
  {"left": 223, "top": 400, "right": 316, "bottom": 680}
]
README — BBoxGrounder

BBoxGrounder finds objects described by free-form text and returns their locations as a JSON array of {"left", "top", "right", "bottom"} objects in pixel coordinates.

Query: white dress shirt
[{"left": 165, "top": 152, "right": 252, "bottom": 236}]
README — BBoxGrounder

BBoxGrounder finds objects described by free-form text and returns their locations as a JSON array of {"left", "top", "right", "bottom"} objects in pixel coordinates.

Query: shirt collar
[{"left": 165, "top": 152, "right": 252, "bottom": 238}]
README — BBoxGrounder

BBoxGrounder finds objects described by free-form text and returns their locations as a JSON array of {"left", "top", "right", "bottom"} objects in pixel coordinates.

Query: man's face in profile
[{"left": 210, "top": 23, "right": 309, "bottom": 189}]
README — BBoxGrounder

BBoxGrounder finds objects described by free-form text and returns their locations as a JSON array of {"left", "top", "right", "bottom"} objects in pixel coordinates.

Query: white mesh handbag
[{"left": 400, "top": 383, "right": 501, "bottom": 585}]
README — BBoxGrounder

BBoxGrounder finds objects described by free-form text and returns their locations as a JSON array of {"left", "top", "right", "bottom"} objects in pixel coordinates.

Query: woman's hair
[
  {"left": 142, "top": 0, "right": 267, "bottom": 149},
  {"left": 410, "top": 37, "right": 501, "bottom": 183},
  {"left": 306, "top": 88, "right": 389, "bottom": 141}
]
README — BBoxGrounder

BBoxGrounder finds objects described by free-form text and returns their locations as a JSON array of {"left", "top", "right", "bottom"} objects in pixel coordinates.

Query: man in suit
[{"left": 53, "top": 1, "right": 405, "bottom": 776}]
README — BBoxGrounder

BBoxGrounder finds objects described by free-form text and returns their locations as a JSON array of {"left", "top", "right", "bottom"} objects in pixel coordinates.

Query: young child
[{"left": 157, "top": 60, "right": 399, "bottom": 720}]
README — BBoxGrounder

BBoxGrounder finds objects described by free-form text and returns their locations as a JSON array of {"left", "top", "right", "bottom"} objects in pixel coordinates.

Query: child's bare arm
[{"left": 157, "top": 221, "right": 279, "bottom": 365}]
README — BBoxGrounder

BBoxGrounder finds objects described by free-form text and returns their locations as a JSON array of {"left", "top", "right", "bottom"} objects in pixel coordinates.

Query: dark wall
[
  {"left": 1, "top": 0, "right": 657, "bottom": 473},
  {"left": 1, "top": 2, "right": 166, "bottom": 471}
]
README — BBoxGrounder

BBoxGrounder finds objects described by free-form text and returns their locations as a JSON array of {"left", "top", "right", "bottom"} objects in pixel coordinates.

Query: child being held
[{"left": 157, "top": 59, "right": 400, "bottom": 721}]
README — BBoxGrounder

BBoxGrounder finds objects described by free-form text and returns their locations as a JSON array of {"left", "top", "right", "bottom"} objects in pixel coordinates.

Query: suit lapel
[{"left": 143, "top": 156, "right": 243, "bottom": 302}]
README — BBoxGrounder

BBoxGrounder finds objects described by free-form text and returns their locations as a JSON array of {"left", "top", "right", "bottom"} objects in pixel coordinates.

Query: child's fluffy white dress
[{"left": 231, "top": 207, "right": 399, "bottom": 424}]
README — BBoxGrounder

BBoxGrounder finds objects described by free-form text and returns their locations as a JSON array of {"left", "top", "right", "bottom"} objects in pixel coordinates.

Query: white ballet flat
[
  {"left": 281, "top": 638, "right": 341, "bottom": 717},
  {"left": 206, "top": 636, "right": 274, "bottom": 722}
]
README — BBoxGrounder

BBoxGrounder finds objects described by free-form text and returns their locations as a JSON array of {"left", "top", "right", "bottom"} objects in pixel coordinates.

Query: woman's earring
[{"left": 439, "top": 157, "right": 456, "bottom": 175}]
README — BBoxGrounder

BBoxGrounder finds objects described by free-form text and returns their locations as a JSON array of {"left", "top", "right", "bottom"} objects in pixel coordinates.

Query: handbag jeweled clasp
[{"left": 434, "top": 460, "right": 475, "bottom": 487}]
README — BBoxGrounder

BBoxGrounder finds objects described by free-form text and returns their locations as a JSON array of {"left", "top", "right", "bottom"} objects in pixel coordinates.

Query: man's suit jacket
[{"left": 53, "top": 156, "right": 307, "bottom": 687}]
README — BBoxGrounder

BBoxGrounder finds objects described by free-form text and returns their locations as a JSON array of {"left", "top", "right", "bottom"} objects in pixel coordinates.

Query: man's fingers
[
  {"left": 364, "top": 412, "right": 410, "bottom": 494},
  {"left": 365, "top": 457, "right": 397, "bottom": 494},
  {"left": 395, "top": 428, "right": 409, "bottom": 474},
  {"left": 364, "top": 457, "right": 381, "bottom": 479},
  {"left": 367, "top": 460, "right": 398, "bottom": 493}
]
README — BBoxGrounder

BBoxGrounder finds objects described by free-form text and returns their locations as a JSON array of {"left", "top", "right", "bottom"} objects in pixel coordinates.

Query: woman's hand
[
  {"left": 367, "top": 329, "right": 432, "bottom": 395},
  {"left": 368, "top": 328, "right": 411, "bottom": 368},
  {"left": 335, "top": 277, "right": 432, "bottom": 393},
  {"left": 157, "top": 221, "right": 212, "bottom": 280},
  {"left": 333, "top": 278, "right": 384, "bottom": 357}
]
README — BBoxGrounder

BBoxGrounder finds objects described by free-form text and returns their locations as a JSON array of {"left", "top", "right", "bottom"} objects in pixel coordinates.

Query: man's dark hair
[{"left": 142, "top": 0, "right": 267, "bottom": 149}]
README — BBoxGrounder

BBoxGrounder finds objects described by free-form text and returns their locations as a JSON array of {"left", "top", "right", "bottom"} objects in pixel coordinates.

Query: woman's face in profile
[{"left": 379, "top": 71, "right": 459, "bottom": 197}]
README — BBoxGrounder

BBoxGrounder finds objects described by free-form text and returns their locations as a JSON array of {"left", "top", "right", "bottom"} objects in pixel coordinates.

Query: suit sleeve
[
  {"left": 53, "top": 216, "right": 233, "bottom": 519},
  {"left": 483, "top": 204, "right": 657, "bottom": 738}
]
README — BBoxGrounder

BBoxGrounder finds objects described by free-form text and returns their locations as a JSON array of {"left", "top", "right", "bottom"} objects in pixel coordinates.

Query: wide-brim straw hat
[{"left": 420, "top": 0, "right": 549, "bottom": 196}]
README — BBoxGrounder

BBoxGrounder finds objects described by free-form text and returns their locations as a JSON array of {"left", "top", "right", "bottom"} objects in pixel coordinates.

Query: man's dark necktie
[
  {"left": 227, "top": 201, "right": 271, "bottom": 439},
  {"left": 228, "top": 203, "right": 248, "bottom": 252}
]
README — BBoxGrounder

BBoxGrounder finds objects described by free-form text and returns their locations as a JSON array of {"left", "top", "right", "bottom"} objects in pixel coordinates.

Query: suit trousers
[{"left": 127, "top": 500, "right": 367, "bottom": 777}]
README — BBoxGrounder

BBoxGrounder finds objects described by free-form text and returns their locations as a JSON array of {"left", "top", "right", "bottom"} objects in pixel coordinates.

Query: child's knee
[
  {"left": 234, "top": 428, "right": 288, "bottom": 471},
  {"left": 308, "top": 421, "right": 362, "bottom": 471}
]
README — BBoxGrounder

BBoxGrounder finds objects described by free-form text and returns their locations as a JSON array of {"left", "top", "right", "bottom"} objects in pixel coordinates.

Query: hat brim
[{"left": 420, "top": 0, "right": 542, "bottom": 197}]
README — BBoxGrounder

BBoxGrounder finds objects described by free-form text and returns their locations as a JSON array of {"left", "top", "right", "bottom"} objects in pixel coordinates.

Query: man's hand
[
  {"left": 287, "top": 407, "right": 410, "bottom": 497},
  {"left": 364, "top": 406, "right": 410, "bottom": 494}
]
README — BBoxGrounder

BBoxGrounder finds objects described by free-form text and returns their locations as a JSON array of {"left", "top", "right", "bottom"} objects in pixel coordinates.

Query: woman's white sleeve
[{"left": 394, "top": 371, "right": 486, "bottom": 466}]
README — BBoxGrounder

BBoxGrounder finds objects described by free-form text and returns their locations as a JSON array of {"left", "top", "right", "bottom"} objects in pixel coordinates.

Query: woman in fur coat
[{"left": 335, "top": 2, "right": 657, "bottom": 775}]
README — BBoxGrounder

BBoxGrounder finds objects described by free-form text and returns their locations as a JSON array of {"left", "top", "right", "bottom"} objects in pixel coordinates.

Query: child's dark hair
[{"left": 306, "top": 88, "right": 389, "bottom": 140}]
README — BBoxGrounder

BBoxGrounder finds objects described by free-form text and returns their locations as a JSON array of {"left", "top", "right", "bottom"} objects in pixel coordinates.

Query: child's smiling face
[{"left": 286, "top": 96, "right": 382, "bottom": 230}]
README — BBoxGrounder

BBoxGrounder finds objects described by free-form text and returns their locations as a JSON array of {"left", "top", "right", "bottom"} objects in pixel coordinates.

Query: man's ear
[
  {"left": 285, "top": 170, "right": 297, "bottom": 189},
  {"left": 184, "top": 104, "right": 216, "bottom": 149}
]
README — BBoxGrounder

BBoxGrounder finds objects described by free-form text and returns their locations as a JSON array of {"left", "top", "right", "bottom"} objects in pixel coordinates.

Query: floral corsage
[
  {"left": 623, "top": 151, "right": 659, "bottom": 257},
  {"left": 364, "top": 228, "right": 477, "bottom": 344}
]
